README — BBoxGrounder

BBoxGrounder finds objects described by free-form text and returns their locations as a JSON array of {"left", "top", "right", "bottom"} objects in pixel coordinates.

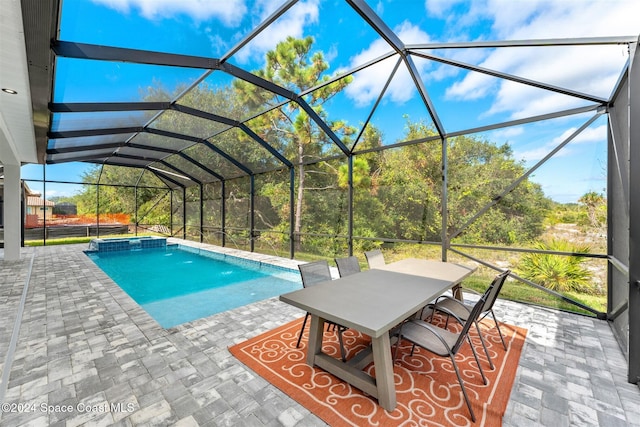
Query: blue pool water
[{"left": 86, "top": 245, "right": 302, "bottom": 328}]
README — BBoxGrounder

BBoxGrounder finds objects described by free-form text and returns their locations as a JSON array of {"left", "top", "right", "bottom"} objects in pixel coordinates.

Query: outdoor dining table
[{"left": 279, "top": 258, "right": 476, "bottom": 411}]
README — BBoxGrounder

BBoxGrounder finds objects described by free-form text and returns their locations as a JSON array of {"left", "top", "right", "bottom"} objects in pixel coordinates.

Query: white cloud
[
  {"left": 232, "top": 0, "right": 320, "bottom": 64},
  {"left": 440, "top": 0, "right": 640, "bottom": 119},
  {"left": 92, "top": 0, "right": 247, "bottom": 25},
  {"left": 425, "top": 0, "right": 466, "bottom": 19},
  {"left": 205, "top": 28, "right": 230, "bottom": 56},
  {"left": 345, "top": 1, "right": 639, "bottom": 113},
  {"left": 448, "top": 44, "right": 627, "bottom": 118},
  {"left": 514, "top": 124, "right": 606, "bottom": 162},
  {"left": 446, "top": 71, "right": 495, "bottom": 100},
  {"left": 490, "top": 126, "right": 524, "bottom": 141},
  {"left": 488, "top": 83, "right": 583, "bottom": 119},
  {"left": 344, "top": 21, "right": 431, "bottom": 107},
  {"left": 92, "top": 0, "right": 322, "bottom": 73},
  {"left": 516, "top": 145, "right": 561, "bottom": 163},
  {"left": 554, "top": 124, "right": 607, "bottom": 145}
]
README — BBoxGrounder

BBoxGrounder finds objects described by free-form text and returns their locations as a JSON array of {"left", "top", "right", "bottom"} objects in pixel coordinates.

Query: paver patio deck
[{"left": 0, "top": 242, "right": 638, "bottom": 426}]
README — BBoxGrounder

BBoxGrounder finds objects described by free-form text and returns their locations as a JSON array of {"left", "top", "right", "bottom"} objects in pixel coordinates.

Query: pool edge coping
[{"left": 166, "top": 238, "right": 305, "bottom": 272}]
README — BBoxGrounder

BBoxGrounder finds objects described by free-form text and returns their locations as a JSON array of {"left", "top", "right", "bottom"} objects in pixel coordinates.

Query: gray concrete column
[{"left": 3, "top": 163, "right": 21, "bottom": 261}]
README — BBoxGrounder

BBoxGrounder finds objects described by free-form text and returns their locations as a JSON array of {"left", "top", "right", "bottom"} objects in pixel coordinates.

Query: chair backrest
[
  {"left": 480, "top": 269, "right": 510, "bottom": 313},
  {"left": 452, "top": 295, "right": 488, "bottom": 354},
  {"left": 364, "top": 249, "right": 385, "bottom": 269},
  {"left": 298, "top": 260, "right": 332, "bottom": 288},
  {"left": 335, "top": 256, "right": 361, "bottom": 277}
]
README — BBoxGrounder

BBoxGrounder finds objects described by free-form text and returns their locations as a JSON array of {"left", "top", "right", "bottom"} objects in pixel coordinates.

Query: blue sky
[{"left": 23, "top": 0, "right": 640, "bottom": 203}]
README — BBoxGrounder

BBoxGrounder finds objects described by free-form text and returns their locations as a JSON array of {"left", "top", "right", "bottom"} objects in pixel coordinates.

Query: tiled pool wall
[{"left": 87, "top": 236, "right": 167, "bottom": 252}]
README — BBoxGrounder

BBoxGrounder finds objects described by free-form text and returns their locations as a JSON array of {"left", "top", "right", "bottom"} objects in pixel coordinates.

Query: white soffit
[{"left": 0, "top": 0, "right": 37, "bottom": 166}]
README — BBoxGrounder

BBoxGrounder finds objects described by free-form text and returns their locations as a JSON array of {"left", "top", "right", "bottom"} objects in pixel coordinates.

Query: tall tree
[
  {"left": 234, "top": 36, "right": 354, "bottom": 248},
  {"left": 578, "top": 191, "right": 606, "bottom": 228}
]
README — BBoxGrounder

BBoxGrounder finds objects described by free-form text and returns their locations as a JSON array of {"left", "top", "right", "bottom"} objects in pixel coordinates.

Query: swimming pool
[{"left": 85, "top": 244, "right": 302, "bottom": 328}]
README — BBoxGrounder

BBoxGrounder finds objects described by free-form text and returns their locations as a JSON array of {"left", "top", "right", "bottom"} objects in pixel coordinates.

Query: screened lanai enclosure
[{"left": 9, "top": 0, "right": 639, "bottom": 386}]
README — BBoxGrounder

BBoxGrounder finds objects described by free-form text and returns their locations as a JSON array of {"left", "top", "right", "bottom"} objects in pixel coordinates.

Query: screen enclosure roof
[{"left": 19, "top": 0, "right": 639, "bottom": 189}]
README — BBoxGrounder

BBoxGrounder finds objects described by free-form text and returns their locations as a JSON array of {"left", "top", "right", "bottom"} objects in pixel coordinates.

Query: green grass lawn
[
  {"left": 25, "top": 236, "right": 96, "bottom": 246},
  {"left": 24, "top": 233, "right": 159, "bottom": 247},
  {"left": 462, "top": 274, "right": 606, "bottom": 316}
]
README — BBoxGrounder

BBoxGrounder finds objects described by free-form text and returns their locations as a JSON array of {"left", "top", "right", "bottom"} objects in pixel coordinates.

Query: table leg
[
  {"left": 306, "top": 314, "right": 324, "bottom": 366},
  {"left": 371, "top": 333, "right": 396, "bottom": 411},
  {"left": 452, "top": 283, "right": 463, "bottom": 300}
]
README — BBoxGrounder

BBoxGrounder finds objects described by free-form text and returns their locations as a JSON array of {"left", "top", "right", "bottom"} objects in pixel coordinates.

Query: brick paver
[{"left": 0, "top": 242, "right": 638, "bottom": 426}]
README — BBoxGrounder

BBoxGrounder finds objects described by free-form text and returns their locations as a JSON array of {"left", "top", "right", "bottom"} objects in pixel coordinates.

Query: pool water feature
[
  {"left": 86, "top": 244, "right": 302, "bottom": 328},
  {"left": 88, "top": 236, "right": 166, "bottom": 252}
]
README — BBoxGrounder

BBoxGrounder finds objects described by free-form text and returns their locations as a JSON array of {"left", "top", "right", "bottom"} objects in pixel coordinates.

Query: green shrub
[{"left": 517, "top": 239, "right": 595, "bottom": 294}]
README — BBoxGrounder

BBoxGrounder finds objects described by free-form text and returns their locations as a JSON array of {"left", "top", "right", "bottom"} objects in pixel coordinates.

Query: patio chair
[
  {"left": 425, "top": 269, "right": 511, "bottom": 369},
  {"left": 334, "top": 255, "right": 361, "bottom": 277},
  {"left": 296, "top": 260, "right": 348, "bottom": 361},
  {"left": 364, "top": 249, "right": 386, "bottom": 269},
  {"left": 393, "top": 295, "right": 489, "bottom": 422}
]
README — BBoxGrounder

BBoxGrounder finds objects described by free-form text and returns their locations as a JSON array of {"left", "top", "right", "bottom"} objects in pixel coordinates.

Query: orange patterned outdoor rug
[{"left": 229, "top": 315, "right": 527, "bottom": 426}]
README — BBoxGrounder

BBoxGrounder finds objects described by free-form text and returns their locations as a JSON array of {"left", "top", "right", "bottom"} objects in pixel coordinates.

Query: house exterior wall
[{"left": 26, "top": 204, "right": 52, "bottom": 220}]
